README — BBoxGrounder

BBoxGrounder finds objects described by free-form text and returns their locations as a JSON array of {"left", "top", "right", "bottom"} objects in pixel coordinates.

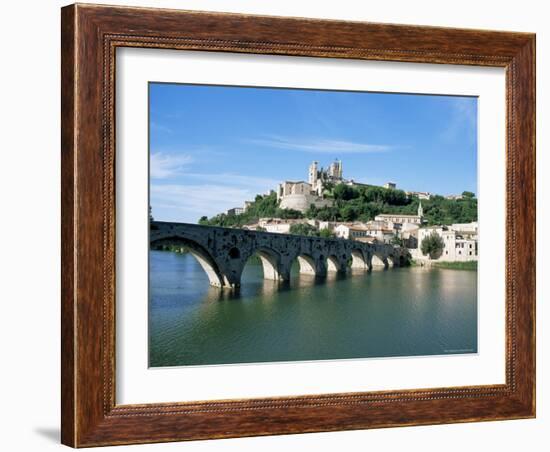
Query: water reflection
[{"left": 149, "top": 251, "right": 477, "bottom": 367}]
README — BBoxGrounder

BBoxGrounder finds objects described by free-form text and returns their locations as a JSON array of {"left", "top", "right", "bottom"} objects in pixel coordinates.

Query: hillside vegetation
[{"left": 198, "top": 185, "right": 477, "bottom": 228}]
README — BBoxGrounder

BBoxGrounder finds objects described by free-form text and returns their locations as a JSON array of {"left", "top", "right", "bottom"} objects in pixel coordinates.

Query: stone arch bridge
[{"left": 150, "top": 221, "right": 410, "bottom": 289}]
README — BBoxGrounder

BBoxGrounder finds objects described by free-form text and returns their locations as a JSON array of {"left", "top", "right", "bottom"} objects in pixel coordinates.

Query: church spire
[{"left": 417, "top": 201, "right": 423, "bottom": 218}]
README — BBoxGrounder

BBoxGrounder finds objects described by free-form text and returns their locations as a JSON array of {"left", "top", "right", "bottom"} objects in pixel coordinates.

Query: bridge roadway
[{"left": 150, "top": 221, "right": 410, "bottom": 289}]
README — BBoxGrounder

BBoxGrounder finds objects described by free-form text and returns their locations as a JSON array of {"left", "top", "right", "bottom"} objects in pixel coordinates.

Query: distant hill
[{"left": 198, "top": 185, "right": 477, "bottom": 228}]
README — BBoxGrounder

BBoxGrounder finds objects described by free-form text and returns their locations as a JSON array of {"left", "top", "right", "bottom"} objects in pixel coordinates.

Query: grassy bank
[{"left": 432, "top": 261, "right": 477, "bottom": 271}]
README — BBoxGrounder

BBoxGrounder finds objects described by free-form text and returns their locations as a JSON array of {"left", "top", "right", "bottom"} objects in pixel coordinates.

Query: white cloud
[
  {"left": 183, "top": 173, "right": 279, "bottom": 188},
  {"left": 246, "top": 136, "right": 394, "bottom": 154},
  {"left": 151, "top": 183, "right": 262, "bottom": 223},
  {"left": 150, "top": 152, "right": 192, "bottom": 179},
  {"left": 149, "top": 155, "right": 279, "bottom": 221}
]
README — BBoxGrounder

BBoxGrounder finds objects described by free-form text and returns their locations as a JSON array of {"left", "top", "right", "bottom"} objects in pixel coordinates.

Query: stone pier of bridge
[{"left": 150, "top": 221, "right": 410, "bottom": 289}]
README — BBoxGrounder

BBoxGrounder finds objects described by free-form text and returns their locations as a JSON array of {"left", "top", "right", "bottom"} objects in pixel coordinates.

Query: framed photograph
[{"left": 61, "top": 3, "right": 535, "bottom": 447}]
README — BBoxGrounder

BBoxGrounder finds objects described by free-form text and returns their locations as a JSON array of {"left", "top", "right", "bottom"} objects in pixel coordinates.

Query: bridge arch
[
  {"left": 371, "top": 253, "right": 388, "bottom": 269},
  {"left": 248, "top": 247, "right": 287, "bottom": 281},
  {"left": 151, "top": 236, "right": 227, "bottom": 287},
  {"left": 150, "top": 222, "right": 407, "bottom": 289},
  {"left": 295, "top": 253, "right": 318, "bottom": 276},
  {"left": 327, "top": 254, "right": 348, "bottom": 273},
  {"left": 350, "top": 248, "right": 368, "bottom": 270},
  {"left": 326, "top": 255, "right": 339, "bottom": 272}
]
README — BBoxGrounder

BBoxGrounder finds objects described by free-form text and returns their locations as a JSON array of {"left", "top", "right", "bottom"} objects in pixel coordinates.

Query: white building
[
  {"left": 277, "top": 180, "right": 333, "bottom": 212},
  {"left": 334, "top": 224, "right": 369, "bottom": 240},
  {"left": 374, "top": 213, "right": 423, "bottom": 227},
  {"left": 276, "top": 159, "right": 346, "bottom": 212},
  {"left": 450, "top": 222, "right": 478, "bottom": 234},
  {"left": 407, "top": 190, "right": 432, "bottom": 200},
  {"left": 399, "top": 222, "right": 421, "bottom": 248},
  {"left": 257, "top": 218, "right": 318, "bottom": 234},
  {"left": 318, "top": 221, "right": 339, "bottom": 231},
  {"left": 226, "top": 207, "right": 244, "bottom": 216},
  {"left": 415, "top": 222, "right": 478, "bottom": 262},
  {"left": 334, "top": 223, "right": 394, "bottom": 243},
  {"left": 374, "top": 202, "right": 424, "bottom": 229},
  {"left": 277, "top": 180, "right": 311, "bottom": 198},
  {"left": 441, "top": 231, "right": 478, "bottom": 261}
]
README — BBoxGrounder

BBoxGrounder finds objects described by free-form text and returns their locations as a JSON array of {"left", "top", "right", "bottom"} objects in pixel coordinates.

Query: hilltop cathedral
[
  {"left": 277, "top": 159, "right": 350, "bottom": 212},
  {"left": 307, "top": 159, "right": 344, "bottom": 195}
]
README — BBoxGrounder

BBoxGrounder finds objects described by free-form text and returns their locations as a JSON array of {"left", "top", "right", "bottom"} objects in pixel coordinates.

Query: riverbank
[
  {"left": 411, "top": 259, "right": 477, "bottom": 270},
  {"left": 432, "top": 261, "right": 477, "bottom": 270}
]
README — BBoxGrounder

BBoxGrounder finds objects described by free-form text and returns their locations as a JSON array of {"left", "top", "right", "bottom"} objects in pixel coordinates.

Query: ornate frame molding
[{"left": 61, "top": 4, "right": 535, "bottom": 447}]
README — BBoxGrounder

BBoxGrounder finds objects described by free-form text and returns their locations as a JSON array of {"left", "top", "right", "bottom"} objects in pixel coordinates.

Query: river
[{"left": 149, "top": 250, "right": 477, "bottom": 367}]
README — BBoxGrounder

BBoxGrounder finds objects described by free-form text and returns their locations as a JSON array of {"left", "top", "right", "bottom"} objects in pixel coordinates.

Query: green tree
[
  {"left": 421, "top": 232, "right": 445, "bottom": 259},
  {"left": 319, "top": 228, "right": 335, "bottom": 238},
  {"left": 341, "top": 204, "right": 358, "bottom": 221},
  {"left": 304, "top": 203, "right": 318, "bottom": 219},
  {"left": 384, "top": 188, "right": 409, "bottom": 205},
  {"left": 322, "top": 182, "right": 335, "bottom": 198},
  {"left": 276, "top": 208, "right": 303, "bottom": 219},
  {"left": 289, "top": 223, "right": 319, "bottom": 237},
  {"left": 390, "top": 235, "right": 403, "bottom": 246},
  {"left": 333, "top": 184, "right": 357, "bottom": 201},
  {"left": 201, "top": 182, "right": 477, "bottom": 229},
  {"left": 315, "top": 206, "right": 341, "bottom": 221}
]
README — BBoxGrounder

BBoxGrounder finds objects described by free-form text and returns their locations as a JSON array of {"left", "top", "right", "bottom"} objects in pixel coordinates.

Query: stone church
[{"left": 276, "top": 160, "right": 345, "bottom": 212}]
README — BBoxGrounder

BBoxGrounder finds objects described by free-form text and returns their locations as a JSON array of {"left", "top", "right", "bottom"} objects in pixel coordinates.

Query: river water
[{"left": 149, "top": 250, "right": 477, "bottom": 367}]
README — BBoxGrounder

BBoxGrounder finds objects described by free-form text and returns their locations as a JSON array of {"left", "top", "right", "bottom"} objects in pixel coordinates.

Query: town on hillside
[{"left": 200, "top": 159, "right": 478, "bottom": 265}]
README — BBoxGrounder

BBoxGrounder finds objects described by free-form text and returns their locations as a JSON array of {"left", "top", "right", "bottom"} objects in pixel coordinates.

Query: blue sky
[{"left": 149, "top": 83, "right": 477, "bottom": 223}]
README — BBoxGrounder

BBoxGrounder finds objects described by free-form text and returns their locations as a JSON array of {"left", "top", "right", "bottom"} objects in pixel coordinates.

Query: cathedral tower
[{"left": 308, "top": 161, "right": 318, "bottom": 186}]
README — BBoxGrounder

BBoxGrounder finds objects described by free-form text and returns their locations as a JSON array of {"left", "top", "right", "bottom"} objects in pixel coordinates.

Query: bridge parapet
[{"left": 150, "top": 221, "right": 409, "bottom": 289}]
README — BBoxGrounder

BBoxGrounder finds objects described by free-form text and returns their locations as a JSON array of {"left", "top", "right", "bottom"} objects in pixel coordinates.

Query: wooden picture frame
[{"left": 61, "top": 3, "right": 535, "bottom": 447}]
